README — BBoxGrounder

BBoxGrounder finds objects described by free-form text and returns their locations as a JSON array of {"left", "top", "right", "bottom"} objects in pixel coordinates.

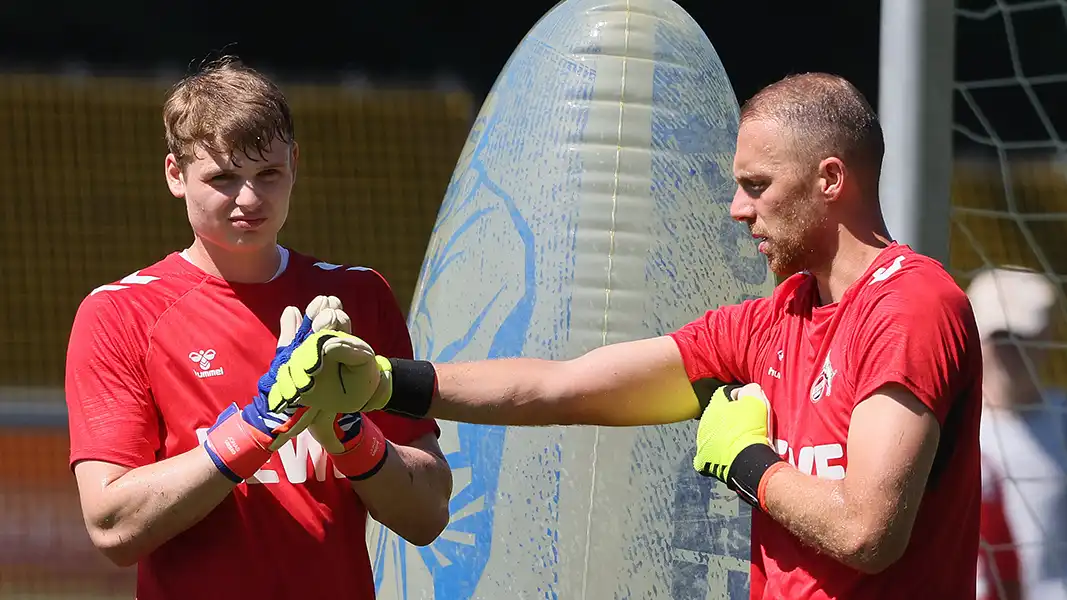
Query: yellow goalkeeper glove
[
  {"left": 268, "top": 327, "right": 383, "bottom": 415},
  {"left": 693, "top": 383, "right": 787, "bottom": 511},
  {"left": 290, "top": 306, "right": 393, "bottom": 480},
  {"left": 279, "top": 316, "right": 438, "bottom": 419},
  {"left": 295, "top": 341, "right": 437, "bottom": 419}
]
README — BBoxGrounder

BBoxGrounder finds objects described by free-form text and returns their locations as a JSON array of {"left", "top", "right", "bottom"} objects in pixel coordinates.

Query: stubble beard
[{"left": 764, "top": 196, "right": 829, "bottom": 277}]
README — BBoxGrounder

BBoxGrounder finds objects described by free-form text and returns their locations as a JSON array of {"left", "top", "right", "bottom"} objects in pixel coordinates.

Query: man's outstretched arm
[
  {"left": 419, "top": 336, "right": 704, "bottom": 427},
  {"left": 310, "top": 301, "right": 758, "bottom": 428}
]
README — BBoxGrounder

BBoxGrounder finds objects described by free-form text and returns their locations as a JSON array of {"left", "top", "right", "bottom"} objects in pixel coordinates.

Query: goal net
[{"left": 952, "top": 1, "right": 1067, "bottom": 599}]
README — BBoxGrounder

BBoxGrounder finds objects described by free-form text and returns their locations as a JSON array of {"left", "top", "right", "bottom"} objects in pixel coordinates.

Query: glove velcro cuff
[
  {"left": 331, "top": 418, "right": 390, "bottom": 480},
  {"left": 691, "top": 380, "right": 740, "bottom": 416},
  {"left": 727, "top": 443, "right": 786, "bottom": 512},
  {"left": 385, "top": 359, "right": 437, "bottom": 418},
  {"left": 204, "top": 404, "right": 273, "bottom": 484}
]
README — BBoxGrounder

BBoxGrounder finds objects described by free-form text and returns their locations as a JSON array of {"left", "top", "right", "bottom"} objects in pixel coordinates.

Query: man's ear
[
  {"left": 290, "top": 142, "right": 300, "bottom": 178},
  {"left": 165, "top": 153, "right": 186, "bottom": 199},
  {"left": 818, "top": 156, "right": 846, "bottom": 202}
]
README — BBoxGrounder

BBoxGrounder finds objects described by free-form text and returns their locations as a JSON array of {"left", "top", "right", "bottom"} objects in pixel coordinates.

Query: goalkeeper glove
[
  {"left": 312, "top": 411, "right": 390, "bottom": 480},
  {"left": 276, "top": 308, "right": 437, "bottom": 418},
  {"left": 692, "top": 383, "right": 788, "bottom": 511},
  {"left": 202, "top": 296, "right": 347, "bottom": 483},
  {"left": 294, "top": 305, "right": 391, "bottom": 481},
  {"left": 272, "top": 325, "right": 396, "bottom": 415}
]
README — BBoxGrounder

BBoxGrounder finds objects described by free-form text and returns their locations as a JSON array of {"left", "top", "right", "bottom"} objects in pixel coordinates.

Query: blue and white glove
[{"left": 202, "top": 296, "right": 341, "bottom": 483}]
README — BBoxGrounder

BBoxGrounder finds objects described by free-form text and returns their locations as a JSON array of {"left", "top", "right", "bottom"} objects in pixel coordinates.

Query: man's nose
[
  {"left": 729, "top": 187, "right": 754, "bottom": 222},
  {"left": 234, "top": 182, "right": 262, "bottom": 207}
]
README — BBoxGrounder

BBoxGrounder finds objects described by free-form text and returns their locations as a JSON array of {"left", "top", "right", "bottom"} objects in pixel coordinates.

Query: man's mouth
[
  {"left": 230, "top": 217, "right": 267, "bottom": 229},
  {"left": 752, "top": 233, "right": 769, "bottom": 254}
]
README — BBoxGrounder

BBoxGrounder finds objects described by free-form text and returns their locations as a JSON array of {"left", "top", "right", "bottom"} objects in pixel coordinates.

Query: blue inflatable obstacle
[{"left": 366, "top": 0, "right": 776, "bottom": 598}]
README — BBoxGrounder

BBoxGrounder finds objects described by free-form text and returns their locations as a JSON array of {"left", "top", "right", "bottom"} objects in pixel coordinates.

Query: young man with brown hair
[
  {"left": 64, "top": 56, "right": 452, "bottom": 599},
  {"left": 303, "top": 72, "right": 985, "bottom": 599}
]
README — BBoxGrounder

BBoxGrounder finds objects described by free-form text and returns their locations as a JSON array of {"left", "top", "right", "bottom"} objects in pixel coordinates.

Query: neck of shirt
[{"left": 179, "top": 244, "right": 290, "bottom": 284}]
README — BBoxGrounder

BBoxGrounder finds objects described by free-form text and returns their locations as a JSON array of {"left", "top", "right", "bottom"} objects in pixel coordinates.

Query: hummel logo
[
  {"left": 189, "top": 349, "right": 216, "bottom": 370},
  {"left": 189, "top": 349, "right": 224, "bottom": 379}
]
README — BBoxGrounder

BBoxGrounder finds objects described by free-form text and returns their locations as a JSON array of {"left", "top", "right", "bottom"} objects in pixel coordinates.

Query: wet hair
[{"left": 163, "top": 55, "right": 294, "bottom": 167}]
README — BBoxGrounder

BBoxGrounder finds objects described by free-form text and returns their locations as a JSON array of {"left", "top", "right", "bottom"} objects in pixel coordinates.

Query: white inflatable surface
[{"left": 367, "top": 0, "right": 776, "bottom": 598}]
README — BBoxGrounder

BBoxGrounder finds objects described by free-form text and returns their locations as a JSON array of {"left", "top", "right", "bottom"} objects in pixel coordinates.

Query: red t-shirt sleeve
[
  {"left": 667, "top": 297, "right": 771, "bottom": 384},
  {"left": 358, "top": 270, "right": 441, "bottom": 446},
  {"left": 848, "top": 279, "right": 976, "bottom": 425},
  {"left": 65, "top": 295, "right": 161, "bottom": 470}
]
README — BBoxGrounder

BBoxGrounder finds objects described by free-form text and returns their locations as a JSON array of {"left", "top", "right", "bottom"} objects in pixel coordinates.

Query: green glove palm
[
  {"left": 271, "top": 327, "right": 390, "bottom": 416},
  {"left": 693, "top": 383, "right": 784, "bottom": 510},
  {"left": 278, "top": 316, "right": 436, "bottom": 419},
  {"left": 292, "top": 308, "right": 393, "bottom": 480}
]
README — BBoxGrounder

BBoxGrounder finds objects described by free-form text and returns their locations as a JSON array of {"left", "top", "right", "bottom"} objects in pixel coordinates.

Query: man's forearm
[
  {"left": 422, "top": 337, "right": 702, "bottom": 427},
  {"left": 83, "top": 446, "right": 236, "bottom": 565},
  {"left": 352, "top": 440, "right": 452, "bottom": 546},
  {"left": 760, "top": 467, "right": 902, "bottom": 574},
  {"left": 430, "top": 358, "right": 569, "bottom": 425}
]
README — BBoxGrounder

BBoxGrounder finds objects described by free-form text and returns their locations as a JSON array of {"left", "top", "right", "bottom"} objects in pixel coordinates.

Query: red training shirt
[
  {"left": 669, "top": 243, "right": 982, "bottom": 600},
  {"left": 65, "top": 248, "right": 439, "bottom": 600}
]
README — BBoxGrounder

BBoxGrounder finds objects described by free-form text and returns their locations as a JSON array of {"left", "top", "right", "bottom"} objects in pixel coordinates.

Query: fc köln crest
[{"left": 810, "top": 354, "right": 837, "bottom": 403}]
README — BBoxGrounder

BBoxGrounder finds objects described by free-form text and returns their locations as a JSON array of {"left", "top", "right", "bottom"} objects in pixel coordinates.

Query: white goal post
[{"left": 877, "top": 0, "right": 956, "bottom": 263}]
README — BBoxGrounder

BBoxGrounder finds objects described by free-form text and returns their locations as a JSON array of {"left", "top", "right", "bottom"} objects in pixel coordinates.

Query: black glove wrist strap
[
  {"left": 728, "top": 443, "right": 785, "bottom": 511},
  {"left": 385, "top": 358, "right": 437, "bottom": 418}
]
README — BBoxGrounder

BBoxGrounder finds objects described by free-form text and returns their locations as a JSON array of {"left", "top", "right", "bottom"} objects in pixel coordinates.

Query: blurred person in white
[{"left": 968, "top": 266, "right": 1067, "bottom": 600}]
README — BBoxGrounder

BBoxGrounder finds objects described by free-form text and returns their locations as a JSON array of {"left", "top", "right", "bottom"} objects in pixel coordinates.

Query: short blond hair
[
  {"left": 163, "top": 56, "right": 295, "bottom": 167},
  {"left": 740, "top": 72, "right": 884, "bottom": 177}
]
